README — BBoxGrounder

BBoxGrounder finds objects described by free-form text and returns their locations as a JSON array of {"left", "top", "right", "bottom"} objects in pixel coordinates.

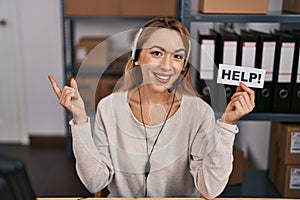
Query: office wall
[{"left": 18, "top": 0, "right": 65, "bottom": 136}]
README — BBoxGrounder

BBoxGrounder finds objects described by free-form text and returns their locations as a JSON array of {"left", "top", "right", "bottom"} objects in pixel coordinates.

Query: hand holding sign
[{"left": 221, "top": 82, "right": 255, "bottom": 124}]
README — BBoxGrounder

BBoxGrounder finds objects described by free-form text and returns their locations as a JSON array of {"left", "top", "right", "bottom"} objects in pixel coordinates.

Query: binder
[
  {"left": 286, "top": 30, "right": 300, "bottom": 113},
  {"left": 249, "top": 29, "right": 277, "bottom": 112},
  {"left": 212, "top": 29, "right": 239, "bottom": 104},
  {"left": 272, "top": 31, "right": 295, "bottom": 113},
  {"left": 196, "top": 32, "right": 218, "bottom": 106},
  {"left": 237, "top": 30, "right": 257, "bottom": 68}
]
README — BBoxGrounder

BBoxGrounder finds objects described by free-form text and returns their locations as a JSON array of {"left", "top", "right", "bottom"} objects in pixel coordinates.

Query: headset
[{"left": 130, "top": 17, "right": 191, "bottom": 93}]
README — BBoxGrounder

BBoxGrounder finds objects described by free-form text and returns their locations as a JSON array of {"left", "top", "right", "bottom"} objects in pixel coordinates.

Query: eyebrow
[{"left": 149, "top": 45, "right": 186, "bottom": 54}]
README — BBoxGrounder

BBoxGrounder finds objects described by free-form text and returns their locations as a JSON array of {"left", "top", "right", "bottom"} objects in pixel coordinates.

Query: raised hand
[
  {"left": 48, "top": 75, "right": 87, "bottom": 124},
  {"left": 221, "top": 82, "right": 255, "bottom": 125}
]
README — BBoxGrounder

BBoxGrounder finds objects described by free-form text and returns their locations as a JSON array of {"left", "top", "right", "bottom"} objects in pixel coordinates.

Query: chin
[{"left": 151, "top": 83, "right": 170, "bottom": 93}]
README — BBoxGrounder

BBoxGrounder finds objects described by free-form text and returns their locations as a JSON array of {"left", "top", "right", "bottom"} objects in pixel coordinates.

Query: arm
[
  {"left": 190, "top": 82, "right": 254, "bottom": 199},
  {"left": 189, "top": 109, "right": 238, "bottom": 199},
  {"left": 48, "top": 75, "right": 114, "bottom": 193},
  {"left": 71, "top": 108, "right": 114, "bottom": 194}
]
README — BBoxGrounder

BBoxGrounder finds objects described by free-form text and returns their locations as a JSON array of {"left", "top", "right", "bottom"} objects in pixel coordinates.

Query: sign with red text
[{"left": 217, "top": 64, "right": 266, "bottom": 88}]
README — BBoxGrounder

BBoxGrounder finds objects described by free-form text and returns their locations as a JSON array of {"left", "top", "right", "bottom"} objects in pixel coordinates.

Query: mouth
[{"left": 153, "top": 72, "right": 172, "bottom": 84}]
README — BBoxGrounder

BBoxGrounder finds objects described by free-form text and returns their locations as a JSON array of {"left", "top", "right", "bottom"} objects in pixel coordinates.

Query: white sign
[{"left": 217, "top": 64, "right": 266, "bottom": 88}]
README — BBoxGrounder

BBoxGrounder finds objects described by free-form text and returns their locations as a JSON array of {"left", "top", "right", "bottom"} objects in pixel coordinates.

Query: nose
[{"left": 160, "top": 54, "right": 172, "bottom": 71}]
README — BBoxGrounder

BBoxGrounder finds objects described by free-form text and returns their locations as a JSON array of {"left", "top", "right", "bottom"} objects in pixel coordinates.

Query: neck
[{"left": 137, "top": 85, "right": 173, "bottom": 105}]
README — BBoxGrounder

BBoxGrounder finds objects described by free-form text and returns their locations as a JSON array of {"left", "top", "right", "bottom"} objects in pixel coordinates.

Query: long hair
[{"left": 117, "top": 17, "right": 198, "bottom": 96}]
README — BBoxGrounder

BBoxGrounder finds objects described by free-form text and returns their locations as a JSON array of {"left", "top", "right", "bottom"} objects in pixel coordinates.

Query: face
[{"left": 137, "top": 28, "right": 186, "bottom": 92}]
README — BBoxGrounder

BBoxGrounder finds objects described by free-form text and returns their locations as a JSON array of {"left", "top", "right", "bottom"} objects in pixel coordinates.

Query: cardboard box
[
  {"left": 65, "top": 0, "right": 176, "bottom": 17},
  {"left": 198, "top": 0, "right": 269, "bottom": 14},
  {"left": 77, "top": 76, "right": 121, "bottom": 112},
  {"left": 76, "top": 37, "right": 108, "bottom": 68},
  {"left": 282, "top": 0, "right": 300, "bottom": 14},
  {"left": 279, "top": 124, "right": 300, "bottom": 164},
  {"left": 65, "top": 0, "right": 120, "bottom": 16},
  {"left": 227, "top": 146, "right": 244, "bottom": 185},
  {"left": 121, "top": 0, "right": 176, "bottom": 17},
  {"left": 269, "top": 122, "right": 300, "bottom": 165},
  {"left": 269, "top": 130, "right": 300, "bottom": 197},
  {"left": 275, "top": 161, "right": 300, "bottom": 198}
]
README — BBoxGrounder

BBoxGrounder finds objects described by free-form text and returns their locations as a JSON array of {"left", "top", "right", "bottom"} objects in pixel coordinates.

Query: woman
[{"left": 48, "top": 17, "right": 254, "bottom": 198}]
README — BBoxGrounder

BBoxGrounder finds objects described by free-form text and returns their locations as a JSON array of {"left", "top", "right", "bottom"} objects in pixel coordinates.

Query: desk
[{"left": 37, "top": 198, "right": 297, "bottom": 200}]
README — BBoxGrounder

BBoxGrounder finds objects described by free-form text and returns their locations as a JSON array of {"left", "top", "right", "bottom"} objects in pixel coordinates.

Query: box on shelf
[
  {"left": 274, "top": 160, "right": 300, "bottom": 198},
  {"left": 76, "top": 37, "right": 108, "bottom": 68},
  {"left": 227, "top": 146, "right": 244, "bottom": 185},
  {"left": 282, "top": 0, "right": 300, "bottom": 14},
  {"left": 65, "top": 0, "right": 176, "bottom": 17},
  {"left": 76, "top": 76, "right": 121, "bottom": 112},
  {"left": 65, "top": 0, "right": 120, "bottom": 16},
  {"left": 121, "top": 0, "right": 176, "bottom": 17},
  {"left": 269, "top": 122, "right": 300, "bottom": 197},
  {"left": 272, "top": 123, "right": 300, "bottom": 164},
  {"left": 198, "top": 0, "right": 269, "bottom": 14}
]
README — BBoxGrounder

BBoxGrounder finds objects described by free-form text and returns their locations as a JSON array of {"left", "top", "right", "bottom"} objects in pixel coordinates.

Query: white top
[{"left": 70, "top": 91, "right": 238, "bottom": 199}]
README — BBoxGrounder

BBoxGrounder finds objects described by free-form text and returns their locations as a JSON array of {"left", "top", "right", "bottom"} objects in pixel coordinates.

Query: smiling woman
[{"left": 48, "top": 17, "right": 255, "bottom": 198}]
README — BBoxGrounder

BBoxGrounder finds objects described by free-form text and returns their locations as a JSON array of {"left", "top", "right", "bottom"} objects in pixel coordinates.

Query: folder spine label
[
  {"left": 278, "top": 42, "right": 295, "bottom": 83},
  {"left": 223, "top": 41, "right": 237, "bottom": 65},
  {"left": 200, "top": 39, "right": 215, "bottom": 80},
  {"left": 242, "top": 42, "right": 256, "bottom": 68},
  {"left": 262, "top": 41, "right": 276, "bottom": 81}
]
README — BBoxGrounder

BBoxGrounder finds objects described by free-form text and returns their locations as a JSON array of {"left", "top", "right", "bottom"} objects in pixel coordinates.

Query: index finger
[{"left": 48, "top": 75, "right": 62, "bottom": 99}]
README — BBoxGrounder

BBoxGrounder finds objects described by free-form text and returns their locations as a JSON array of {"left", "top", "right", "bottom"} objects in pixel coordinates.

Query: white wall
[{"left": 19, "top": 0, "right": 65, "bottom": 136}]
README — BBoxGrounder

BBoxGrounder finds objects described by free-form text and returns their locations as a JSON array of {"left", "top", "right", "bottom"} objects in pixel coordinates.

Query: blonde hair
[{"left": 118, "top": 17, "right": 198, "bottom": 96}]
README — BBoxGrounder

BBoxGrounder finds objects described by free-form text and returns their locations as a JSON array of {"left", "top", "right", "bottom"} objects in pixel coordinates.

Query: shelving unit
[
  {"left": 178, "top": 1, "right": 300, "bottom": 198},
  {"left": 61, "top": 0, "right": 299, "bottom": 197},
  {"left": 178, "top": 0, "right": 300, "bottom": 122}
]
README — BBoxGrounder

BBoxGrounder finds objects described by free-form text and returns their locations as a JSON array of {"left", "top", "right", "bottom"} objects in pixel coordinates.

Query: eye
[
  {"left": 151, "top": 51, "right": 163, "bottom": 57},
  {"left": 173, "top": 53, "right": 184, "bottom": 60}
]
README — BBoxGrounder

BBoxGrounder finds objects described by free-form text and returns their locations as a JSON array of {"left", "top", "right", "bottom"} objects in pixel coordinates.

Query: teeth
[{"left": 155, "top": 74, "right": 170, "bottom": 80}]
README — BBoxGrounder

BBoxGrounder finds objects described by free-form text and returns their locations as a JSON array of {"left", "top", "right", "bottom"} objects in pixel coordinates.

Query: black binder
[
  {"left": 286, "top": 30, "right": 300, "bottom": 113},
  {"left": 212, "top": 29, "right": 239, "bottom": 104},
  {"left": 237, "top": 30, "right": 257, "bottom": 68},
  {"left": 272, "top": 31, "right": 295, "bottom": 113},
  {"left": 249, "top": 29, "right": 277, "bottom": 112},
  {"left": 196, "top": 32, "right": 218, "bottom": 106}
]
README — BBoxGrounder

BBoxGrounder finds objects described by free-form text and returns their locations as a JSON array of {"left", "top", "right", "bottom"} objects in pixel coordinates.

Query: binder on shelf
[
  {"left": 196, "top": 32, "right": 218, "bottom": 106},
  {"left": 237, "top": 30, "right": 257, "bottom": 68},
  {"left": 272, "top": 31, "right": 295, "bottom": 113},
  {"left": 249, "top": 29, "right": 277, "bottom": 112},
  {"left": 287, "top": 30, "right": 300, "bottom": 113},
  {"left": 212, "top": 29, "right": 239, "bottom": 104}
]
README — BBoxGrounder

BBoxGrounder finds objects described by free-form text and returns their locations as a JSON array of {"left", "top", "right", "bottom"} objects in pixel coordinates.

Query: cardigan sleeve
[
  {"left": 70, "top": 105, "right": 114, "bottom": 194},
  {"left": 189, "top": 108, "right": 238, "bottom": 199}
]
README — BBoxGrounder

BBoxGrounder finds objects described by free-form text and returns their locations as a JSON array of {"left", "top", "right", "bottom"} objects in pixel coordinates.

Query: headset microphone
[{"left": 167, "top": 66, "right": 189, "bottom": 93}]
